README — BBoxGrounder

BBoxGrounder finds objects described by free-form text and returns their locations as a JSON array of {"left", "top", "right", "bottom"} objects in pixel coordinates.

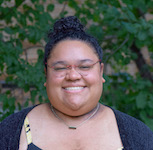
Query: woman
[{"left": 0, "top": 16, "right": 153, "bottom": 150}]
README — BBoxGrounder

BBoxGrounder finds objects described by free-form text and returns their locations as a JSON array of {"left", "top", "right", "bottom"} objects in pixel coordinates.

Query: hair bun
[{"left": 53, "top": 16, "right": 84, "bottom": 34}]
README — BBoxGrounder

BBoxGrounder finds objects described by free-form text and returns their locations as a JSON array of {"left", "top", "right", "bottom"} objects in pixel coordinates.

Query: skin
[
  {"left": 44, "top": 40, "right": 105, "bottom": 116},
  {"left": 19, "top": 39, "right": 123, "bottom": 150}
]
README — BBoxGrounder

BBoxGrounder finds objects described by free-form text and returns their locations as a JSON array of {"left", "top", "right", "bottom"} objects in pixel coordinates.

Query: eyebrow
[
  {"left": 79, "top": 59, "right": 94, "bottom": 63},
  {"left": 51, "top": 61, "right": 67, "bottom": 66},
  {"left": 51, "top": 59, "right": 94, "bottom": 66}
]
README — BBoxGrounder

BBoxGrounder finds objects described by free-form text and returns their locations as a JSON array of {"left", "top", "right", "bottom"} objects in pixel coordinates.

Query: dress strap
[
  {"left": 24, "top": 116, "right": 32, "bottom": 145},
  {"left": 117, "top": 147, "right": 124, "bottom": 150}
]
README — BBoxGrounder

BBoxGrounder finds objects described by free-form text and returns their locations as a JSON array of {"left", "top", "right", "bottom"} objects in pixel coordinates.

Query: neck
[{"left": 50, "top": 103, "right": 100, "bottom": 129}]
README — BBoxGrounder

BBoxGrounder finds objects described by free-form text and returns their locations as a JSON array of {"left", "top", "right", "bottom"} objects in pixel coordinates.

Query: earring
[
  {"left": 44, "top": 82, "right": 46, "bottom": 87},
  {"left": 102, "top": 77, "right": 106, "bottom": 83}
]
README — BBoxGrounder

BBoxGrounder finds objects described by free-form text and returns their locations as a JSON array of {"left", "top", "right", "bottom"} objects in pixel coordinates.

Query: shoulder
[
  {"left": 113, "top": 109, "right": 153, "bottom": 150},
  {"left": 0, "top": 105, "right": 36, "bottom": 149}
]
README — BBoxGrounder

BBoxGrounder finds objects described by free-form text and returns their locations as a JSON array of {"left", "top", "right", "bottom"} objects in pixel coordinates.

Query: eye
[
  {"left": 54, "top": 67, "right": 67, "bottom": 71},
  {"left": 78, "top": 65, "right": 92, "bottom": 70}
]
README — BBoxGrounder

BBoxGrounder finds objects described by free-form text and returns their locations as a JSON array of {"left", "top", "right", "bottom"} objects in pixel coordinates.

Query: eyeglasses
[{"left": 46, "top": 60, "right": 100, "bottom": 78}]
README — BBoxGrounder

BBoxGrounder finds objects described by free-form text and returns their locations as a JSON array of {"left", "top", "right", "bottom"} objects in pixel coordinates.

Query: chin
[
  {"left": 64, "top": 100, "right": 85, "bottom": 112},
  {"left": 66, "top": 102, "right": 83, "bottom": 111}
]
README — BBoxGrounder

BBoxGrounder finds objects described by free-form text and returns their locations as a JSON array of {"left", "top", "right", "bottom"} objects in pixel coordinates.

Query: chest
[{"left": 32, "top": 126, "right": 123, "bottom": 150}]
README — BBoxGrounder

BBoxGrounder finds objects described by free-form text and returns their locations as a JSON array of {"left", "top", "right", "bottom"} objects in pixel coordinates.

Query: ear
[
  {"left": 44, "top": 67, "right": 47, "bottom": 76},
  {"left": 44, "top": 68, "right": 47, "bottom": 87},
  {"left": 100, "top": 63, "right": 105, "bottom": 83},
  {"left": 100, "top": 63, "right": 104, "bottom": 74}
]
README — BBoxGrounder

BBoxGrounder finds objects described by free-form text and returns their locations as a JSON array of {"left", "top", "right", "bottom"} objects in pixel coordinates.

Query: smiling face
[{"left": 45, "top": 40, "right": 104, "bottom": 116}]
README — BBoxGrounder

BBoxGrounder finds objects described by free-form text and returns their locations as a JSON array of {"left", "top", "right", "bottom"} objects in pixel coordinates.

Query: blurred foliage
[{"left": 0, "top": 0, "right": 153, "bottom": 130}]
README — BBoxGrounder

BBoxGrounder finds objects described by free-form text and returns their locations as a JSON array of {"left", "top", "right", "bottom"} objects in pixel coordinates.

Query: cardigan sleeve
[
  {"left": 113, "top": 109, "right": 153, "bottom": 150},
  {"left": 147, "top": 130, "right": 153, "bottom": 149},
  {"left": 0, "top": 106, "right": 35, "bottom": 150}
]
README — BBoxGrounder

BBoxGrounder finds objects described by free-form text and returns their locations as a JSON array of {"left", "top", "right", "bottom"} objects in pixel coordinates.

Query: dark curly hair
[{"left": 44, "top": 16, "right": 103, "bottom": 69}]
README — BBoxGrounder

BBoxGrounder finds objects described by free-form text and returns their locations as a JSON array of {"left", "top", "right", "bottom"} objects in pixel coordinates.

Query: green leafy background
[{"left": 0, "top": 0, "right": 153, "bottom": 130}]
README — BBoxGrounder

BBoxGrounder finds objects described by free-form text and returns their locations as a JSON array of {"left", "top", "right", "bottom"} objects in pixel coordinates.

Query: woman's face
[{"left": 45, "top": 40, "right": 105, "bottom": 116}]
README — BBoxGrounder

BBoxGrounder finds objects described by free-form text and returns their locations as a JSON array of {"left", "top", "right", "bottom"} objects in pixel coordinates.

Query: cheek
[
  {"left": 46, "top": 76, "right": 63, "bottom": 100},
  {"left": 85, "top": 72, "right": 102, "bottom": 86},
  {"left": 46, "top": 72, "right": 62, "bottom": 88}
]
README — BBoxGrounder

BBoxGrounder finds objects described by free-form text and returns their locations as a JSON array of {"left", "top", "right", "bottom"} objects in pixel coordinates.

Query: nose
[{"left": 65, "top": 68, "right": 82, "bottom": 80}]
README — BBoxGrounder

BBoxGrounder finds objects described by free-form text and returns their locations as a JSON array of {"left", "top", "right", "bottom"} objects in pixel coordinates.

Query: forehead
[{"left": 48, "top": 40, "right": 98, "bottom": 62}]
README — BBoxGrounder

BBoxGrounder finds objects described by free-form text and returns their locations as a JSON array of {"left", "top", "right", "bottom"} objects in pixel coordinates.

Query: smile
[{"left": 64, "top": 87, "right": 85, "bottom": 91}]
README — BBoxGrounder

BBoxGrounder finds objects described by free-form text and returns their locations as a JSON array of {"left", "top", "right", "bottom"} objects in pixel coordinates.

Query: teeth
[{"left": 65, "top": 87, "right": 84, "bottom": 90}]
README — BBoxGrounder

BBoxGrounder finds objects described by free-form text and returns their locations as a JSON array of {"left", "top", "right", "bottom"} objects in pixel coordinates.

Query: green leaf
[
  {"left": 140, "top": 110, "right": 153, "bottom": 131},
  {"left": 140, "top": 110, "right": 148, "bottom": 122},
  {"left": 133, "top": 0, "right": 147, "bottom": 13},
  {"left": 88, "top": 25, "right": 103, "bottom": 43},
  {"left": 136, "top": 92, "right": 147, "bottom": 109},
  {"left": 122, "top": 0, "right": 132, "bottom": 5},
  {"left": 148, "top": 95, "right": 153, "bottom": 109},
  {"left": 126, "top": 9, "right": 137, "bottom": 22},
  {"left": 47, "top": 4, "right": 54, "bottom": 12},
  {"left": 122, "top": 22, "right": 136, "bottom": 34},
  {"left": 58, "top": 0, "right": 66, "bottom": 4},
  {"left": 35, "top": 4, "right": 44, "bottom": 12},
  {"left": 68, "top": 0, "right": 79, "bottom": 9},
  {"left": 148, "top": 27, "right": 153, "bottom": 36},
  {"left": 137, "top": 31, "right": 147, "bottom": 41},
  {"left": 4, "top": 27, "right": 13, "bottom": 34},
  {"left": 9, "top": 97, "right": 16, "bottom": 106},
  {"left": 31, "top": 90, "right": 37, "bottom": 104},
  {"left": 17, "top": 102, "right": 22, "bottom": 110},
  {"left": 31, "top": 0, "right": 38, "bottom": 3},
  {"left": 24, "top": 100, "right": 29, "bottom": 107},
  {"left": 24, "top": 84, "right": 30, "bottom": 92},
  {"left": 15, "top": 0, "right": 23, "bottom": 7}
]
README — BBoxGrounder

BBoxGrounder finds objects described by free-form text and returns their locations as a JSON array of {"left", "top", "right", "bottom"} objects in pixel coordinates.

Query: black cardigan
[{"left": 0, "top": 105, "right": 153, "bottom": 150}]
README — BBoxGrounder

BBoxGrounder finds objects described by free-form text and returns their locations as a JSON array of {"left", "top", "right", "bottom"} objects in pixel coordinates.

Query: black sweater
[{"left": 0, "top": 105, "right": 153, "bottom": 150}]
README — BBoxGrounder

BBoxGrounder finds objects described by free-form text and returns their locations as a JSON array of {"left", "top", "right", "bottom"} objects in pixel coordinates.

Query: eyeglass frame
[{"left": 45, "top": 59, "right": 101, "bottom": 77}]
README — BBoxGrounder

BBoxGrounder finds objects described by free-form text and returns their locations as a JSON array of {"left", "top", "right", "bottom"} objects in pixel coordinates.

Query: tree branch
[
  {"left": 59, "top": 1, "right": 68, "bottom": 16},
  {"left": 103, "top": 35, "right": 117, "bottom": 41},
  {"left": 104, "top": 35, "right": 129, "bottom": 63},
  {"left": 131, "top": 44, "right": 153, "bottom": 83}
]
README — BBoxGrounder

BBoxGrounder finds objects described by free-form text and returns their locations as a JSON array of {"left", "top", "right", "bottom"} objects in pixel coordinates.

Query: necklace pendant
[{"left": 69, "top": 126, "right": 77, "bottom": 129}]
